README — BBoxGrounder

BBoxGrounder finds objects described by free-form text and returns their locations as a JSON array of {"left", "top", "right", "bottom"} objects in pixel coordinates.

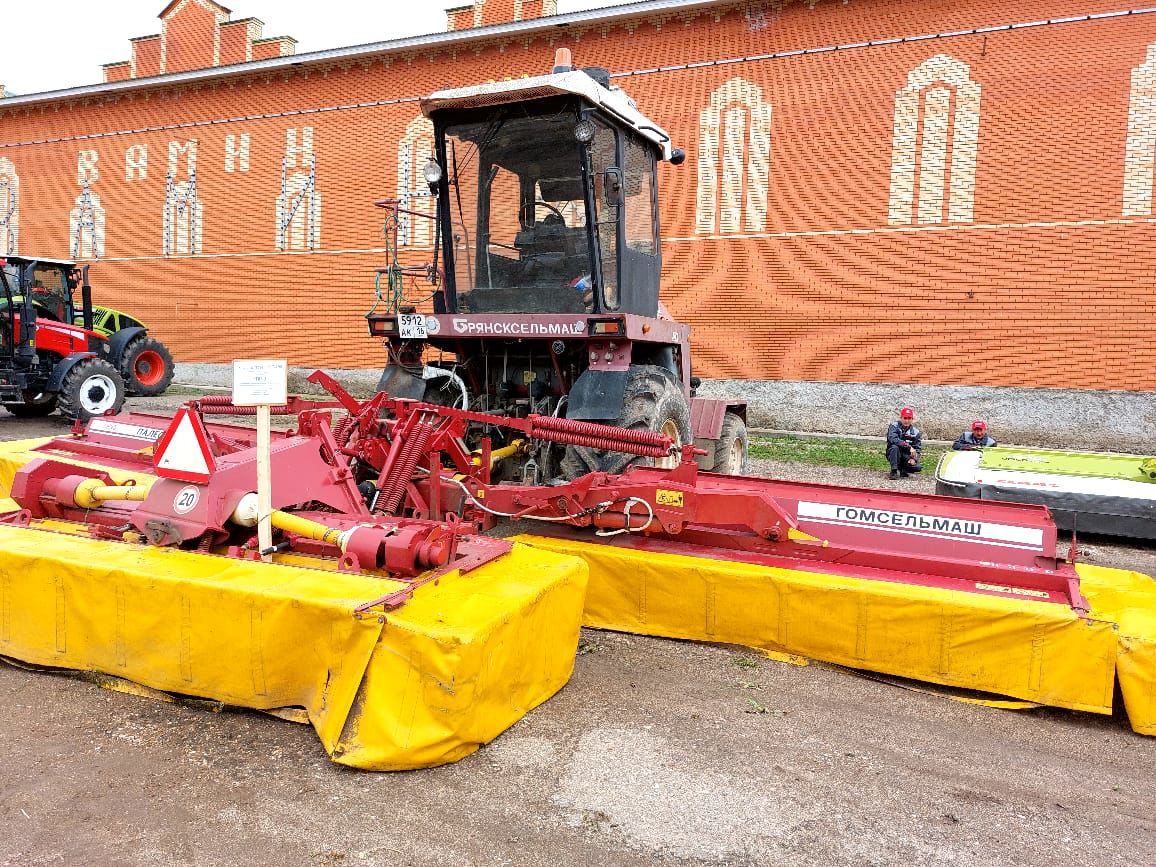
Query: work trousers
[{"left": 887, "top": 443, "right": 922, "bottom": 474}]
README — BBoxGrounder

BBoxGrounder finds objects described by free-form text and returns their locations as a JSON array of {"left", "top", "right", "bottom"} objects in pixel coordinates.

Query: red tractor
[
  {"left": 0, "top": 256, "right": 174, "bottom": 421},
  {"left": 369, "top": 50, "right": 747, "bottom": 481}
]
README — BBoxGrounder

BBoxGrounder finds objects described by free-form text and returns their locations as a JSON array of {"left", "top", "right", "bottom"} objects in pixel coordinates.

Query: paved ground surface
[{"left": 1, "top": 402, "right": 1154, "bottom": 867}]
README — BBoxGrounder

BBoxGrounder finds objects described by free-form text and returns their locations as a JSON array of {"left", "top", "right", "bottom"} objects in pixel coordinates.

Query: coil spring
[
  {"left": 188, "top": 395, "right": 294, "bottom": 415},
  {"left": 333, "top": 414, "right": 356, "bottom": 447},
  {"left": 528, "top": 414, "right": 673, "bottom": 456},
  {"left": 375, "top": 417, "right": 435, "bottom": 515}
]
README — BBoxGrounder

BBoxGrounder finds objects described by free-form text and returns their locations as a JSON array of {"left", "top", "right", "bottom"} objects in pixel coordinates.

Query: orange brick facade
[{"left": 2, "top": 0, "right": 1155, "bottom": 391}]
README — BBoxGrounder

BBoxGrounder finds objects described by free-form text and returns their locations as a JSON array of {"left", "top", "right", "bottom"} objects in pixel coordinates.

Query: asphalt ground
[{"left": 1, "top": 400, "right": 1154, "bottom": 867}]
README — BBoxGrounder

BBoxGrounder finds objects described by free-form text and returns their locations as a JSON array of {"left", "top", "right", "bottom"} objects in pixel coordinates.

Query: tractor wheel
[
  {"left": 712, "top": 412, "right": 749, "bottom": 475},
  {"left": 560, "top": 364, "right": 692, "bottom": 480},
  {"left": 3, "top": 390, "right": 59, "bottom": 418},
  {"left": 120, "top": 336, "right": 174, "bottom": 397},
  {"left": 57, "top": 358, "right": 125, "bottom": 422}
]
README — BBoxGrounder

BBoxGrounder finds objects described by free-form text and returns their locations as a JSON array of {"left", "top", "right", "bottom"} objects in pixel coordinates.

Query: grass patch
[
  {"left": 749, "top": 434, "right": 946, "bottom": 472},
  {"left": 159, "top": 385, "right": 223, "bottom": 397}
]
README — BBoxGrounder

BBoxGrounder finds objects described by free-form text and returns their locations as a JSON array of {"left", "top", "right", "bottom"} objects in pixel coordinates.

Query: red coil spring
[
  {"left": 332, "top": 414, "right": 356, "bottom": 447},
  {"left": 375, "top": 417, "right": 435, "bottom": 515},
  {"left": 187, "top": 395, "right": 294, "bottom": 415},
  {"left": 529, "top": 414, "right": 673, "bottom": 456}
]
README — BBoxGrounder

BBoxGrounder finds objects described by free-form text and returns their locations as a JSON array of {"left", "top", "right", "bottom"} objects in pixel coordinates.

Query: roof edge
[{"left": 0, "top": 0, "right": 727, "bottom": 109}]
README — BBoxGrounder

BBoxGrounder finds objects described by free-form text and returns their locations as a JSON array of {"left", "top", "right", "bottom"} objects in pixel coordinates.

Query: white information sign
[{"left": 232, "top": 359, "right": 288, "bottom": 407}]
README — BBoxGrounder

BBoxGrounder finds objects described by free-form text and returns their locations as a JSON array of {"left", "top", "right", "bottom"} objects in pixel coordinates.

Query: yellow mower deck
[
  {"left": 517, "top": 535, "right": 1156, "bottom": 735},
  {"left": 1, "top": 434, "right": 1154, "bottom": 767},
  {"left": 0, "top": 500, "right": 587, "bottom": 771}
]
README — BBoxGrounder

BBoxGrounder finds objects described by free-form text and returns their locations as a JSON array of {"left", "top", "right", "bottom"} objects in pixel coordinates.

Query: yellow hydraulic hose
[
  {"left": 269, "top": 510, "right": 344, "bottom": 547},
  {"left": 73, "top": 478, "right": 153, "bottom": 509},
  {"left": 472, "top": 439, "right": 527, "bottom": 469}
]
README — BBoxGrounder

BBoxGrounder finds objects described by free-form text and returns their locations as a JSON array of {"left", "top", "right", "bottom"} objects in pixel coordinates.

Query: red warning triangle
[{"left": 153, "top": 408, "right": 217, "bottom": 483}]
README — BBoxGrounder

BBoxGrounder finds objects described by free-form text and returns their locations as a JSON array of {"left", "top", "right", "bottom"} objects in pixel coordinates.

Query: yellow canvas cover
[
  {"left": 0, "top": 436, "right": 150, "bottom": 490},
  {"left": 0, "top": 517, "right": 588, "bottom": 770},
  {"left": 518, "top": 535, "right": 1156, "bottom": 734}
]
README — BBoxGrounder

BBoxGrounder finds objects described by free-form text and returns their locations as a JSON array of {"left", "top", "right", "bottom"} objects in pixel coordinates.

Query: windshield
[
  {"left": 29, "top": 265, "right": 70, "bottom": 321},
  {"left": 0, "top": 262, "right": 69, "bottom": 321},
  {"left": 444, "top": 108, "right": 593, "bottom": 314}
]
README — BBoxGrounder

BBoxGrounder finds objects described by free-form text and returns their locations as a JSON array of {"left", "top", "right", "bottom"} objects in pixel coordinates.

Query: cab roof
[
  {"left": 421, "top": 68, "right": 676, "bottom": 162},
  {"left": 1, "top": 255, "right": 76, "bottom": 268}
]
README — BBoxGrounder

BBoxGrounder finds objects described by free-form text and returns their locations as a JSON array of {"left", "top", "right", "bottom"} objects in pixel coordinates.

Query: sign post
[{"left": 232, "top": 359, "right": 288, "bottom": 563}]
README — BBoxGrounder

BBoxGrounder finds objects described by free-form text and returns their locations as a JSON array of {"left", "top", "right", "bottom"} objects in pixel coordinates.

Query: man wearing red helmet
[
  {"left": 886, "top": 407, "right": 923, "bottom": 480},
  {"left": 953, "top": 419, "right": 997, "bottom": 451}
]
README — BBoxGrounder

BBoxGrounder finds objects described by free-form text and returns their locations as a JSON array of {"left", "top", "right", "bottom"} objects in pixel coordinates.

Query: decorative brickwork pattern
[
  {"left": 696, "top": 77, "right": 773, "bottom": 235},
  {"left": 1123, "top": 42, "right": 1156, "bottom": 215},
  {"left": 0, "top": 157, "right": 18, "bottom": 255},
  {"left": 448, "top": 0, "right": 558, "bottom": 31},
  {"left": 396, "top": 116, "right": 435, "bottom": 247},
  {"left": 102, "top": 0, "right": 295, "bottom": 82},
  {"left": 2, "top": 0, "right": 1154, "bottom": 392},
  {"left": 887, "top": 55, "right": 981, "bottom": 226}
]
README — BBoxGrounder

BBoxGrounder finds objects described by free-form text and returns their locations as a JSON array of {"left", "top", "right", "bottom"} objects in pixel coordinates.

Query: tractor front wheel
[
  {"left": 120, "top": 336, "right": 174, "bottom": 397},
  {"left": 3, "top": 390, "right": 59, "bottom": 418},
  {"left": 58, "top": 358, "right": 126, "bottom": 422},
  {"left": 560, "top": 364, "right": 692, "bottom": 480}
]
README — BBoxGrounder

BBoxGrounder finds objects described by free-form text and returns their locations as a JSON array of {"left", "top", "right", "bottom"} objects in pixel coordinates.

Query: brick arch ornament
[
  {"left": 397, "top": 115, "right": 435, "bottom": 247},
  {"left": 887, "top": 54, "right": 981, "bottom": 226},
  {"left": 0, "top": 158, "right": 18, "bottom": 255},
  {"left": 695, "top": 77, "right": 773, "bottom": 235},
  {"left": 163, "top": 139, "right": 203, "bottom": 256},
  {"left": 1123, "top": 43, "right": 1156, "bottom": 216},
  {"left": 276, "top": 127, "right": 321, "bottom": 251},
  {"left": 70, "top": 151, "right": 106, "bottom": 260}
]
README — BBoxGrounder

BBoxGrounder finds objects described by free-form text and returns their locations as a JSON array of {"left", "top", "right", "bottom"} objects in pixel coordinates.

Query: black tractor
[
  {"left": 368, "top": 50, "right": 747, "bottom": 482},
  {"left": 0, "top": 256, "right": 174, "bottom": 421}
]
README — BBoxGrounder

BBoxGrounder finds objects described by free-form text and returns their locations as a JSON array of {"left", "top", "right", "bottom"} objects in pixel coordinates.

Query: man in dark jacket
[
  {"left": 886, "top": 407, "right": 923, "bottom": 479},
  {"left": 953, "top": 419, "right": 997, "bottom": 451}
]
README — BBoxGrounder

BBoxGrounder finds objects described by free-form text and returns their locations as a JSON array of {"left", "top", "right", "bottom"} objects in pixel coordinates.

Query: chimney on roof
[{"left": 446, "top": 0, "right": 559, "bottom": 32}]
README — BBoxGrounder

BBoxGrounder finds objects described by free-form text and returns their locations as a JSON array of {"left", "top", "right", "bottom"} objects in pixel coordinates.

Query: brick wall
[{"left": 2, "top": 0, "right": 1155, "bottom": 391}]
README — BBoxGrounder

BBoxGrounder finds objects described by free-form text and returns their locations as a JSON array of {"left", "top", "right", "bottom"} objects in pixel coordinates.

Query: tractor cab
[
  {"left": 421, "top": 49, "right": 684, "bottom": 318},
  {"left": 0, "top": 257, "right": 78, "bottom": 323},
  {"left": 0, "top": 256, "right": 82, "bottom": 325}
]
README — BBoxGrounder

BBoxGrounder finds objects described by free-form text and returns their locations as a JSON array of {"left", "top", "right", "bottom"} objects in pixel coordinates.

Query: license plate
[{"left": 398, "top": 314, "right": 428, "bottom": 339}]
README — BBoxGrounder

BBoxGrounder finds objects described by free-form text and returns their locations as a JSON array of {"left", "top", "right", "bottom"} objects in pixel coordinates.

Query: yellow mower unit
[{"left": 0, "top": 382, "right": 1152, "bottom": 772}]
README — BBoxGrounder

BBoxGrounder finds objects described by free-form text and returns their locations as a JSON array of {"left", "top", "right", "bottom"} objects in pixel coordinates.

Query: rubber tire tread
[
  {"left": 58, "top": 357, "right": 126, "bottom": 422},
  {"left": 712, "top": 412, "right": 749, "bottom": 475},
  {"left": 560, "top": 364, "right": 692, "bottom": 480},
  {"left": 120, "top": 335, "right": 175, "bottom": 397}
]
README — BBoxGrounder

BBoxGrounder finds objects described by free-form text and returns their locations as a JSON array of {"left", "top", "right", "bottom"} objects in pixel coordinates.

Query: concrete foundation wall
[
  {"left": 175, "top": 364, "right": 1156, "bottom": 454},
  {"left": 699, "top": 379, "right": 1156, "bottom": 452}
]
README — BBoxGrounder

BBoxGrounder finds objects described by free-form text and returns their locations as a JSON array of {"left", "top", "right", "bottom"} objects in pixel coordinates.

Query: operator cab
[
  {"left": 0, "top": 256, "right": 79, "bottom": 323},
  {"left": 421, "top": 49, "right": 684, "bottom": 318}
]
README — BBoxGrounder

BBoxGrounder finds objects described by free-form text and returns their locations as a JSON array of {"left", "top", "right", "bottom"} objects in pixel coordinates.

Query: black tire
[
  {"left": 58, "top": 357, "right": 126, "bottom": 422},
  {"left": 712, "top": 412, "right": 749, "bottom": 475},
  {"left": 3, "top": 390, "right": 59, "bottom": 418},
  {"left": 560, "top": 364, "right": 692, "bottom": 480},
  {"left": 119, "top": 335, "right": 175, "bottom": 397}
]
